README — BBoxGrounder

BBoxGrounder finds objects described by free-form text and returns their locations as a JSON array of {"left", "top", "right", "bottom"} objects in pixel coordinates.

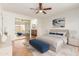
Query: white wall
[
  {"left": 51, "top": 7, "right": 79, "bottom": 38},
  {"left": 37, "top": 7, "right": 79, "bottom": 39},
  {"left": 0, "top": 8, "right": 2, "bottom": 33},
  {"left": 0, "top": 7, "right": 2, "bottom": 41},
  {"left": 37, "top": 18, "right": 48, "bottom": 36}
]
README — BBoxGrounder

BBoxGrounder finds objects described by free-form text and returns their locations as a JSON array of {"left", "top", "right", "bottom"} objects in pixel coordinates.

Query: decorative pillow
[
  {"left": 55, "top": 33, "right": 63, "bottom": 36},
  {"left": 49, "top": 32, "right": 63, "bottom": 36},
  {"left": 49, "top": 32, "right": 56, "bottom": 34}
]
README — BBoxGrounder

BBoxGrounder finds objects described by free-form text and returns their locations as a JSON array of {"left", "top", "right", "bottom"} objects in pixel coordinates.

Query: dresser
[{"left": 31, "top": 30, "right": 37, "bottom": 38}]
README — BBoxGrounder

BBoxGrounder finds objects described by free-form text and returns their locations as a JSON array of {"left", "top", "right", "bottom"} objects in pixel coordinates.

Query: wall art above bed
[{"left": 52, "top": 18, "right": 65, "bottom": 28}]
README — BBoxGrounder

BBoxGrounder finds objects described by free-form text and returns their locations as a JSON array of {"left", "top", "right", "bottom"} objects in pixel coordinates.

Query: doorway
[{"left": 15, "top": 18, "right": 31, "bottom": 40}]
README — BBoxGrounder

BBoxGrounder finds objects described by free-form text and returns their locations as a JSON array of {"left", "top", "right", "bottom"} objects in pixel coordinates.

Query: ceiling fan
[{"left": 30, "top": 3, "right": 52, "bottom": 14}]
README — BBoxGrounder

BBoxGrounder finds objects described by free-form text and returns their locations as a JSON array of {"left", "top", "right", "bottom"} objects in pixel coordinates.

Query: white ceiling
[{"left": 0, "top": 3, "right": 79, "bottom": 19}]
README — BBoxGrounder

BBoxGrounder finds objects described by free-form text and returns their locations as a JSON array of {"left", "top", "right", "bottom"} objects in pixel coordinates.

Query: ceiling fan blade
[
  {"left": 42, "top": 11, "right": 47, "bottom": 14},
  {"left": 36, "top": 11, "right": 39, "bottom": 14},
  {"left": 30, "top": 8, "right": 35, "bottom": 10},
  {"left": 43, "top": 8, "right": 52, "bottom": 10},
  {"left": 30, "top": 8, "right": 38, "bottom": 10},
  {"left": 39, "top": 3, "right": 42, "bottom": 10}
]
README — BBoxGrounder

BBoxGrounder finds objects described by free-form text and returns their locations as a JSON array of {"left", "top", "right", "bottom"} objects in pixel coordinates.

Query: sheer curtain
[{"left": 0, "top": 10, "right": 8, "bottom": 43}]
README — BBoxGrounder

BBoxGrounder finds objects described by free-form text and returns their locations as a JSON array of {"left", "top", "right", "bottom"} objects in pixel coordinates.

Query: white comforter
[{"left": 37, "top": 34, "right": 67, "bottom": 52}]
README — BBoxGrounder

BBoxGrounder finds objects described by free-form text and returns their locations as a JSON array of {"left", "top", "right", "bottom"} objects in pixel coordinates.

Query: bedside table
[{"left": 31, "top": 30, "right": 37, "bottom": 38}]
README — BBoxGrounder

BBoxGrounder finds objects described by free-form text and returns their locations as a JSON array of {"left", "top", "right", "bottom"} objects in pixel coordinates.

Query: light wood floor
[{"left": 12, "top": 39, "right": 33, "bottom": 56}]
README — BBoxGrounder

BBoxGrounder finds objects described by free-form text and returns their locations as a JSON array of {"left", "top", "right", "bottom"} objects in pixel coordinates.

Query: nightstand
[{"left": 31, "top": 30, "right": 37, "bottom": 38}]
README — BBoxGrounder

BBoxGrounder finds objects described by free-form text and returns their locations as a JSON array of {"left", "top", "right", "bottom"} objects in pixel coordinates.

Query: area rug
[
  {"left": 0, "top": 46, "right": 12, "bottom": 56},
  {"left": 27, "top": 44, "right": 79, "bottom": 56}
]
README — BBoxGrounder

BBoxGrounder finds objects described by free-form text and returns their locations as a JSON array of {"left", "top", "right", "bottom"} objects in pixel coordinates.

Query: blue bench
[{"left": 29, "top": 39, "right": 49, "bottom": 53}]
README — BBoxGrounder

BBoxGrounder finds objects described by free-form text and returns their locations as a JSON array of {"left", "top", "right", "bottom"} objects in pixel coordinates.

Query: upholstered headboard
[{"left": 49, "top": 29, "right": 69, "bottom": 44}]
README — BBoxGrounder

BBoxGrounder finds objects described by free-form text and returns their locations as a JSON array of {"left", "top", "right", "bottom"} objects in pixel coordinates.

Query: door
[{"left": 15, "top": 18, "right": 31, "bottom": 40}]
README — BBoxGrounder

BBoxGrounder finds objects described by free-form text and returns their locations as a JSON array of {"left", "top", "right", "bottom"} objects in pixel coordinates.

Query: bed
[{"left": 36, "top": 29, "right": 69, "bottom": 52}]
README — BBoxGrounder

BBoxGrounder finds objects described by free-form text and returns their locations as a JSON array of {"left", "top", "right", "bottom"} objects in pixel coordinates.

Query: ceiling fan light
[{"left": 39, "top": 10, "right": 42, "bottom": 13}]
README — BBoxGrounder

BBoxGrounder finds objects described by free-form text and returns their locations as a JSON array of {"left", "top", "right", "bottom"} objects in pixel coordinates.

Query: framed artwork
[{"left": 52, "top": 18, "right": 65, "bottom": 28}]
